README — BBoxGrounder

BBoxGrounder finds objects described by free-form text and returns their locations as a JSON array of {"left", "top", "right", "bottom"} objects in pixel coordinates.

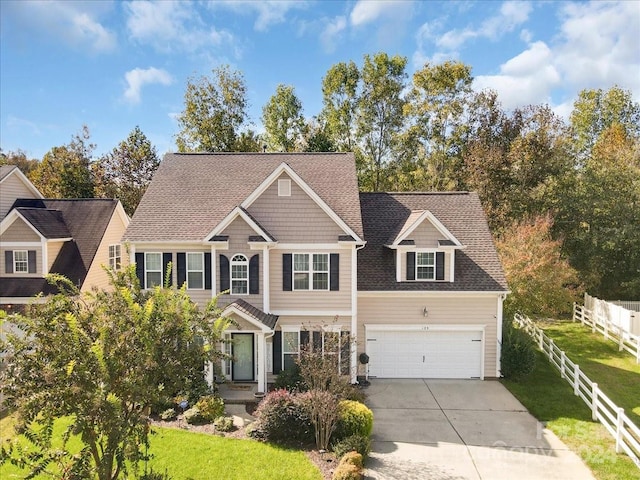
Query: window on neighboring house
[
  {"left": 109, "top": 244, "right": 121, "bottom": 270},
  {"left": 282, "top": 330, "right": 300, "bottom": 371},
  {"left": 231, "top": 254, "right": 248, "bottom": 294},
  {"left": 145, "top": 252, "right": 162, "bottom": 288},
  {"left": 14, "top": 250, "right": 28, "bottom": 273},
  {"left": 293, "top": 253, "right": 329, "bottom": 290},
  {"left": 416, "top": 252, "right": 435, "bottom": 280},
  {"left": 186, "top": 252, "right": 204, "bottom": 289}
]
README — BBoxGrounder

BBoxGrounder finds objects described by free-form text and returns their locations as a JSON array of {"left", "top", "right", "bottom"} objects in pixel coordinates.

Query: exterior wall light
[{"left": 423, "top": 307, "right": 428, "bottom": 317}]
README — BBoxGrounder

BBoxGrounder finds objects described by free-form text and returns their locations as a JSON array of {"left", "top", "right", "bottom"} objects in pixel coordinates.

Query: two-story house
[
  {"left": 123, "top": 153, "right": 508, "bottom": 392},
  {"left": 0, "top": 165, "right": 130, "bottom": 311}
]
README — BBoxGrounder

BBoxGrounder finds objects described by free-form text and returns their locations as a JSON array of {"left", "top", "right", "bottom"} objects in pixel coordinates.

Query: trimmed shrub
[
  {"left": 332, "top": 434, "right": 371, "bottom": 459},
  {"left": 160, "top": 408, "right": 177, "bottom": 421},
  {"left": 501, "top": 317, "right": 536, "bottom": 380},
  {"left": 274, "top": 363, "right": 304, "bottom": 391},
  {"left": 251, "top": 389, "right": 313, "bottom": 444},
  {"left": 334, "top": 400, "right": 373, "bottom": 441},
  {"left": 214, "top": 416, "right": 235, "bottom": 432},
  {"left": 183, "top": 406, "right": 207, "bottom": 425},
  {"left": 341, "top": 451, "right": 364, "bottom": 469},
  {"left": 194, "top": 395, "right": 225, "bottom": 422},
  {"left": 332, "top": 460, "right": 362, "bottom": 480}
]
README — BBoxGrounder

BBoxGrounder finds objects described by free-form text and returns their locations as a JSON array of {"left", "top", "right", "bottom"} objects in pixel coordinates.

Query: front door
[{"left": 232, "top": 333, "right": 254, "bottom": 381}]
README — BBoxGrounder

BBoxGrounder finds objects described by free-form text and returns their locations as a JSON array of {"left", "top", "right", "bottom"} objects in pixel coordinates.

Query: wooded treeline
[{"left": 2, "top": 54, "right": 638, "bottom": 306}]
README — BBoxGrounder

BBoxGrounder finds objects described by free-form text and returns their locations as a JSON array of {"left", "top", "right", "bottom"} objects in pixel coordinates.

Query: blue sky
[{"left": 1, "top": 0, "right": 639, "bottom": 160}]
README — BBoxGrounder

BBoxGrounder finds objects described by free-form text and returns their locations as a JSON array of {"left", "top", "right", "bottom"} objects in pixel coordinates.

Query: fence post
[
  {"left": 560, "top": 351, "right": 566, "bottom": 379},
  {"left": 573, "top": 303, "right": 577, "bottom": 322},
  {"left": 573, "top": 364, "right": 580, "bottom": 396},
  {"left": 549, "top": 338, "right": 554, "bottom": 361},
  {"left": 592, "top": 383, "right": 598, "bottom": 421},
  {"left": 615, "top": 407, "right": 624, "bottom": 453},
  {"left": 591, "top": 310, "right": 596, "bottom": 333}
]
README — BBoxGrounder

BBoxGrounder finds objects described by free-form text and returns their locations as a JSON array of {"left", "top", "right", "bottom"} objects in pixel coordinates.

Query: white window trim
[
  {"left": 144, "top": 252, "right": 162, "bottom": 289},
  {"left": 108, "top": 244, "right": 122, "bottom": 271},
  {"left": 230, "top": 253, "right": 249, "bottom": 295},
  {"left": 282, "top": 326, "right": 300, "bottom": 371},
  {"left": 186, "top": 252, "right": 205, "bottom": 290},
  {"left": 292, "top": 253, "right": 329, "bottom": 291},
  {"left": 14, "top": 250, "right": 28, "bottom": 273},
  {"left": 416, "top": 250, "right": 436, "bottom": 281}
]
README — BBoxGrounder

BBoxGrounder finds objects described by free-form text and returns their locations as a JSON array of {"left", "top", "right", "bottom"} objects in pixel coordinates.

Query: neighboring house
[
  {"left": 0, "top": 165, "right": 130, "bottom": 310},
  {"left": 123, "top": 153, "right": 508, "bottom": 392}
]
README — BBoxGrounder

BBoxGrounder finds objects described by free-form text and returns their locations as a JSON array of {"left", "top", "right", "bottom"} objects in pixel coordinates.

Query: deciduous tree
[
  {"left": 98, "top": 126, "right": 160, "bottom": 216},
  {"left": 176, "top": 65, "right": 249, "bottom": 152},
  {"left": 0, "top": 268, "right": 230, "bottom": 480},
  {"left": 261, "top": 84, "right": 307, "bottom": 152}
]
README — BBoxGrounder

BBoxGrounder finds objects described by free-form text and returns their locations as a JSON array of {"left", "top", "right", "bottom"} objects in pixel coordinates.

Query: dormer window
[
  {"left": 231, "top": 254, "right": 249, "bottom": 294},
  {"left": 13, "top": 250, "right": 29, "bottom": 273},
  {"left": 416, "top": 252, "right": 435, "bottom": 280}
]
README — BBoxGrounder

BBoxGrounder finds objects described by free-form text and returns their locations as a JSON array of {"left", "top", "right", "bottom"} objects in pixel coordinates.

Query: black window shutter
[
  {"left": 219, "top": 255, "right": 230, "bottom": 292},
  {"left": 5, "top": 250, "right": 13, "bottom": 273},
  {"left": 300, "top": 330, "right": 310, "bottom": 348},
  {"left": 330, "top": 253, "right": 339, "bottom": 291},
  {"left": 176, "top": 253, "right": 186, "bottom": 287},
  {"left": 163, "top": 253, "right": 173, "bottom": 287},
  {"left": 135, "top": 252, "right": 144, "bottom": 287},
  {"left": 340, "top": 331, "right": 350, "bottom": 375},
  {"left": 406, "top": 252, "right": 416, "bottom": 280},
  {"left": 249, "top": 254, "right": 259, "bottom": 294},
  {"left": 436, "top": 252, "right": 445, "bottom": 280},
  {"left": 282, "top": 253, "right": 292, "bottom": 291},
  {"left": 273, "top": 331, "right": 282, "bottom": 374},
  {"left": 28, "top": 251, "right": 36, "bottom": 273},
  {"left": 204, "top": 252, "right": 212, "bottom": 290}
]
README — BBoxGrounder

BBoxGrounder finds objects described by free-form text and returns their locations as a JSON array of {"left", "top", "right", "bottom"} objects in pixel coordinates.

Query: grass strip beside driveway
[{"left": 502, "top": 349, "right": 639, "bottom": 480}]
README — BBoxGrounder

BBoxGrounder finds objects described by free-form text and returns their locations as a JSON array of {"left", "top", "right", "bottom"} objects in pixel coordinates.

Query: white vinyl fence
[
  {"left": 584, "top": 294, "right": 640, "bottom": 335},
  {"left": 573, "top": 302, "right": 640, "bottom": 364},
  {"left": 514, "top": 313, "right": 640, "bottom": 468}
]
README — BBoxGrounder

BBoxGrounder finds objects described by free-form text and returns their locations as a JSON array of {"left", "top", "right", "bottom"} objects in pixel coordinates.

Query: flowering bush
[{"left": 250, "top": 389, "right": 313, "bottom": 444}]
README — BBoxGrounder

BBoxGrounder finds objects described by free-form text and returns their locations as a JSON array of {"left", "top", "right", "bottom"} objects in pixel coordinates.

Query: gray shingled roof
[
  {"left": 358, "top": 192, "right": 508, "bottom": 292},
  {"left": 16, "top": 208, "right": 72, "bottom": 239},
  {"left": 228, "top": 298, "right": 279, "bottom": 329},
  {"left": 124, "top": 153, "right": 363, "bottom": 242},
  {"left": 1, "top": 199, "right": 118, "bottom": 297},
  {"left": 0, "top": 165, "right": 17, "bottom": 181}
]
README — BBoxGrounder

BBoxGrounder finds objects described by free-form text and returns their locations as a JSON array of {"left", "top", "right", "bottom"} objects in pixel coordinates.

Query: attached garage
[{"left": 365, "top": 326, "right": 484, "bottom": 379}]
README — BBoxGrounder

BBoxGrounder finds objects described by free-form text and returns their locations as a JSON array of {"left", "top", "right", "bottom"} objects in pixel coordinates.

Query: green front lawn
[
  {"left": 502, "top": 350, "right": 639, "bottom": 480},
  {"left": 0, "top": 414, "right": 322, "bottom": 480},
  {"left": 540, "top": 319, "right": 640, "bottom": 426}
]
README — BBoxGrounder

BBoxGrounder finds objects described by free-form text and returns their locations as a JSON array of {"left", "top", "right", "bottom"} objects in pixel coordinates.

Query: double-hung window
[
  {"left": 13, "top": 250, "right": 28, "bottom": 273},
  {"left": 231, "top": 254, "right": 248, "bottom": 294},
  {"left": 187, "top": 252, "right": 204, "bottom": 289},
  {"left": 282, "top": 330, "right": 300, "bottom": 371},
  {"left": 109, "top": 244, "right": 121, "bottom": 270},
  {"left": 145, "top": 252, "right": 162, "bottom": 288},
  {"left": 293, "top": 253, "right": 329, "bottom": 290},
  {"left": 416, "top": 252, "right": 435, "bottom": 280}
]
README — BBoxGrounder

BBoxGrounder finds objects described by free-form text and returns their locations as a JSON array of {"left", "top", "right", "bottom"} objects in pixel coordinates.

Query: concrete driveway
[{"left": 364, "top": 379, "right": 595, "bottom": 480}]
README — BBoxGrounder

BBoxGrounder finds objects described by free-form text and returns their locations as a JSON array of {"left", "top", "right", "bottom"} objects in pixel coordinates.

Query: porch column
[
  {"left": 257, "top": 332, "right": 266, "bottom": 392},
  {"left": 205, "top": 360, "right": 214, "bottom": 387}
]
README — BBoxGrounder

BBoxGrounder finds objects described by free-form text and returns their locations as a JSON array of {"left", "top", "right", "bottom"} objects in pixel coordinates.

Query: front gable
[
  {"left": 243, "top": 164, "right": 364, "bottom": 244},
  {"left": 0, "top": 213, "right": 43, "bottom": 242},
  {"left": 0, "top": 166, "right": 43, "bottom": 219}
]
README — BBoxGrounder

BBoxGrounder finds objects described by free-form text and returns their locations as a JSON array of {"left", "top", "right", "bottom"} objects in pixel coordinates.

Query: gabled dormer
[{"left": 385, "top": 210, "right": 464, "bottom": 283}]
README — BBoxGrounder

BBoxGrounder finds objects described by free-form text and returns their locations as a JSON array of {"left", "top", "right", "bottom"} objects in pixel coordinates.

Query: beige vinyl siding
[
  {"left": 82, "top": 210, "right": 129, "bottom": 292},
  {"left": 225, "top": 313, "right": 262, "bottom": 331},
  {"left": 217, "top": 216, "right": 264, "bottom": 308},
  {"left": 357, "top": 295, "right": 499, "bottom": 378},
  {"left": 410, "top": 221, "right": 442, "bottom": 248},
  {"left": 247, "top": 173, "right": 345, "bottom": 242},
  {"left": 47, "top": 241, "right": 66, "bottom": 270},
  {"left": 0, "top": 172, "right": 38, "bottom": 219},
  {"left": 2, "top": 218, "right": 40, "bottom": 242},
  {"left": 399, "top": 250, "right": 451, "bottom": 282},
  {"left": 0, "top": 247, "right": 43, "bottom": 277},
  {"left": 270, "top": 249, "right": 352, "bottom": 312},
  {"left": 276, "top": 315, "right": 352, "bottom": 330}
]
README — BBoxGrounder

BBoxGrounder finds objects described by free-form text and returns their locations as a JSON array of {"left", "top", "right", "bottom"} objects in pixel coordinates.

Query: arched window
[{"left": 231, "top": 254, "right": 248, "bottom": 294}]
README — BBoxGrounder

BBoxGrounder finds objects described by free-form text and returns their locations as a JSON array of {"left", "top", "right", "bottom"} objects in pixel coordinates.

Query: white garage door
[{"left": 366, "top": 328, "right": 483, "bottom": 379}]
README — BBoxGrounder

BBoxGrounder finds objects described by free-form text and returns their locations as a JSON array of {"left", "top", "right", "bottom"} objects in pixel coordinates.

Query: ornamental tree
[{"left": 0, "top": 267, "right": 230, "bottom": 480}]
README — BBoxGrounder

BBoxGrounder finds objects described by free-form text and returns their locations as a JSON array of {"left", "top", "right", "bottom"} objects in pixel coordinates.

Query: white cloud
[
  {"left": 123, "top": 67, "right": 173, "bottom": 104},
  {"left": 350, "top": 0, "right": 401, "bottom": 27},
  {"left": 320, "top": 16, "right": 347, "bottom": 53},
  {"left": 2, "top": 0, "right": 116, "bottom": 53},
  {"left": 213, "top": 1, "right": 308, "bottom": 32},
  {"left": 125, "top": 1, "right": 236, "bottom": 54}
]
